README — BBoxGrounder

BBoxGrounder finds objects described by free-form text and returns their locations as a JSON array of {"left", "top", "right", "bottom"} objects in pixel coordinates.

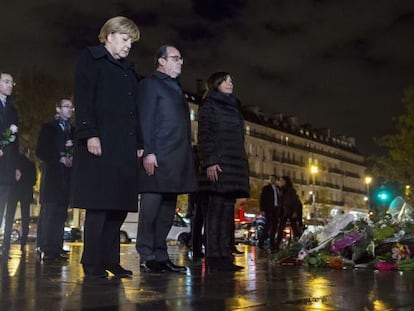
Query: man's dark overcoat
[
  {"left": 197, "top": 91, "right": 250, "bottom": 198},
  {"left": 70, "top": 45, "right": 143, "bottom": 211},
  {"left": 36, "top": 119, "right": 73, "bottom": 205},
  {"left": 260, "top": 183, "right": 279, "bottom": 213},
  {"left": 137, "top": 71, "right": 197, "bottom": 193},
  {"left": 0, "top": 99, "right": 19, "bottom": 185}
]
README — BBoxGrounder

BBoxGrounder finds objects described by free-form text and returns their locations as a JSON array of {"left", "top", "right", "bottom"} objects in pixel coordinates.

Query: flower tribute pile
[{"left": 274, "top": 201, "right": 414, "bottom": 271}]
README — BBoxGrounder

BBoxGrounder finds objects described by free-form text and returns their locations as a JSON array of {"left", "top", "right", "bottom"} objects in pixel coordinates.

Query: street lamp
[
  {"left": 310, "top": 164, "right": 319, "bottom": 219},
  {"left": 405, "top": 185, "right": 411, "bottom": 199},
  {"left": 364, "top": 176, "right": 372, "bottom": 208}
]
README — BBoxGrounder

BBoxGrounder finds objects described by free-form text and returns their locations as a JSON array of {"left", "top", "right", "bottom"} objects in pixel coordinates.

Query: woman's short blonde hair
[{"left": 98, "top": 16, "right": 140, "bottom": 43}]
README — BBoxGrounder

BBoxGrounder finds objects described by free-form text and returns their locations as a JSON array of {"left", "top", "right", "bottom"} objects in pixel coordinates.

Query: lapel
[{"left": 0, "top": 99, "right": 8, "bottom": 131}]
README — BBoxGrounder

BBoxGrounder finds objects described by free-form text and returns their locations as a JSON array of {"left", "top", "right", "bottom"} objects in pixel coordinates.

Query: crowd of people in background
[{"left": 0, "top": 16, "right": 304, "bottom": 278}]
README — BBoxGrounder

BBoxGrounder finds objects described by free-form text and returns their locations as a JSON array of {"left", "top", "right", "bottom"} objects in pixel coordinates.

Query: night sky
[{"left": 1, "top": 0, "right": 414, "bottom": 155}]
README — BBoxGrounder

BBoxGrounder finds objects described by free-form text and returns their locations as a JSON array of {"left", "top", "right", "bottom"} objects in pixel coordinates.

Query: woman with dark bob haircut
[{"left": 197, "top": 71, "right": 250, "bottom": 271}]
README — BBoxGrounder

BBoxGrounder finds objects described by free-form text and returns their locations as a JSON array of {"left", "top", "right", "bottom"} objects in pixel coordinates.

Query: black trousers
[
  {"left": 258, "top": 209, "right": 279, "bottom": 248},
  {"left": 2, "top": 187, "right": 32, "bottom": 253},
  {"left": 37, "top": 203, "right": 68, "bottom": 256},
  {"left": 136, "top": 193, "right": 177, "bottom": 263},
  {"left": 191, "top": 193, "right": 207, "bottom": 255},
  {"left": 0, "top": 185, "right": 10, "bottom": 229},
  {"left": 205, "top": 193, "right": 235, "bottom": 258},
  {"left": 81, "top": 210, "right": 127, "bottom": 267}
]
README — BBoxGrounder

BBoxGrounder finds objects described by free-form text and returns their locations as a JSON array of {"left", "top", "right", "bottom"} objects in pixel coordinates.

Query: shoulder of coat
[{"left": 86, "top": 45, "right": 108, "bottom": 60}]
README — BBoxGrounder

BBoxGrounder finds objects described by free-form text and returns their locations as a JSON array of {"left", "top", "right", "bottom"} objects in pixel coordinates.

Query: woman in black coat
[
  {"left": 197, "top": 72, "right": 250, "bottom": 271},
  {"left": 70, "top": 17, "right": 142, "bottom": 278},
  {"left": 274, "top": 176, "right": 302, "bottom": 250}
]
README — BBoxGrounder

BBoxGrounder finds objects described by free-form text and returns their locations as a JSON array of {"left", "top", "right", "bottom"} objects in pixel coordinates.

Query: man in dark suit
[
  {"left": 0, "top": 72, "right": 20, "bottom": 260},
  {"left": 36, "top": 98, "right": 74, "bottom": 262},
  {"left": 2, "top": 148, "right": 36, "bottom": 254},
  {"left": 258, "top": 175, "right": 280, "bottom": 250},
  {"left": 136, "top": 45, "right": 198, "bottom": 273}
]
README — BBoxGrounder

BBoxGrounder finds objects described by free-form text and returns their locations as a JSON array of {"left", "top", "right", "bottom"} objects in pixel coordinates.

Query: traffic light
[
  {"left": 377, "top": 191, "right": 389, "bottom": 201},
  {"left": 376, "top": 188, "right": 391, "bottom": 203}
]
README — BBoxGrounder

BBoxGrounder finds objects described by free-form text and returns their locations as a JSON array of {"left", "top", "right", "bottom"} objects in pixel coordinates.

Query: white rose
[
  {"left": 9, "top": 124, "right": 18, "bottom": 134},
  {"left": 297, "top": 249, "right": 308, "bottom": 260},
  {"left": 65, "top": 140, "right": 73, "bottom": 147}
]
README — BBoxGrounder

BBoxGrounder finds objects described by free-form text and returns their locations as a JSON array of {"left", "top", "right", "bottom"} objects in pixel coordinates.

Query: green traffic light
[
  {"left": 378, "top": 193, "right": 388, "bottom": 200},
  {"left": 377, "top": 190, "right": 390, "bottom": 202}
]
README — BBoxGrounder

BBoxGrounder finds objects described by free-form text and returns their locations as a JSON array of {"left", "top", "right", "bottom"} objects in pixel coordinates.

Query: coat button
[
  {"left": 125, "top": 74, "right": 128, "bottom": 77},
  {"left": 129, "top": 131, "right": 133, "bottom": 136},
  {"left": 128, "top": 92, "right": 132, "bottom": 96},
  {"left": 129, "top": 111, "right": 134, "bottom": 116}
]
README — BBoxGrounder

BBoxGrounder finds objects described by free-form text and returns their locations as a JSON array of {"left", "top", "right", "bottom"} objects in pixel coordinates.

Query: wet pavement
[{"left": 1, "top": 242, "right": 414, "bottom": 311}]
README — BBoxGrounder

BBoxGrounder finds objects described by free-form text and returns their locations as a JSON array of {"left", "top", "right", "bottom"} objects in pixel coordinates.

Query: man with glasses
[
  {"left": 136, "top": 45, "right": 197, "bottom": 273},
  {"left": 0, "top": 72, "right": 20, "bottom": 260},
  {"left": 36, "top": 99, "right": 74, "bottom": 262}
]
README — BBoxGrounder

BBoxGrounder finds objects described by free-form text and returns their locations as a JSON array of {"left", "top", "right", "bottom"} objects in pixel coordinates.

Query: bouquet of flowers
[
  {"left": 0, "top": 124, "right": 18, "bottom": 149},
  {"left": 60, "top": 140, "right": 74, "bottom": 158}
]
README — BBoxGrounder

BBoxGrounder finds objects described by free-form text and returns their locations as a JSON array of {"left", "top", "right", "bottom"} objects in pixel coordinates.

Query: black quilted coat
[{"left": 197, "top": 91, "right": 250, "bottom": 198}]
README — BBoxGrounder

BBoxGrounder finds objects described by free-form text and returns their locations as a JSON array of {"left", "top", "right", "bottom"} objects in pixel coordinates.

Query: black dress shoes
[
  {"left": 84, "top": 271, "right": 109, "bottom": 279},
  {"left": 106, "top": 265, "right": 133, "bottom": 277},
  {"left": 43, "top": 254, "right": 69, "bottom": 263},
  {"left": 140, "top": 260, "right": 165, "bottom": 273},
  {"left": 83, "top": 265, "right": 109, "bottom": 279},
  {"left": 158, "top": 259, "right": 187, "bottom": 273},
  {"left": 206, "top": 257, "right": 244, "bottom": 272}
]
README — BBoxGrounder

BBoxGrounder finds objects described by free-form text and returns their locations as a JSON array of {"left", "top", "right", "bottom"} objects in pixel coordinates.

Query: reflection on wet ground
[{"left": 1, "top": 242, "right": 414, "bottom": 310}]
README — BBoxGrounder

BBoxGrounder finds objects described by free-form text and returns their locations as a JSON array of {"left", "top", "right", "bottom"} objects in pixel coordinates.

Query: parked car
[
  {"left": 120, "top": 212, "right": 191, "bottom": 244},
  {"left": 10, "top": 216, "right": 82, "bottom": 243}
]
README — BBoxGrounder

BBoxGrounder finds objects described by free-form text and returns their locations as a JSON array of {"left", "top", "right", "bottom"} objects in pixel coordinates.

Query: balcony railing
[
  {"left": 328, "top": 167, "right": 344, "bottom": 174},
  {"left": 342, "top": 186, "right": 366, "bottom": 195},
  {"left": 246, "top": 130, "right": 365, "bottom": 166},
  {"left": 344, "top": 172, "right": 361, "bottom": 179},
  {"left": 280, "top": 158, "right": 303, "bottom": 166}
]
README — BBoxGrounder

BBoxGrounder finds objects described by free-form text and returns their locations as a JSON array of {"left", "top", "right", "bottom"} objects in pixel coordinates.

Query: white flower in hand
[{"left": 9, "top": 124, "right": 18, "bottom": 134}]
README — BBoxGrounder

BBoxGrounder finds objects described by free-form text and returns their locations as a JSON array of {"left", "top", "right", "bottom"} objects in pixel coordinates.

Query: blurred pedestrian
[
  {"left": 198, "top": 72, "right": 250, "bottom": 271},
  {"left": 2, "top": 148, "right": 36, "bottom": 254},
  {"left": 36, "top": 99, "right": 74, "bottom": 262},
  {"left": 274, "top": 176, "right": 302, "bottom": 251},
  {"left": 0, "top": 72, "right": 20, "bottom": 260},
  {"left": 136, "top": 45, "right": 198, "bottom": 273},
  {"left": 258, "top": 175, "right": 280, "bottom": 250},
  {"left": 71, "top": 16, "right": 142, "bottom": 279}
]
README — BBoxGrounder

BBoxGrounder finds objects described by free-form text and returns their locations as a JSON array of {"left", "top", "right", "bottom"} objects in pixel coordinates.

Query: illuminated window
[
  {"left": 190, "top": 109, "right": 196, "bottom": 121},
  {"left": 245, "top": 125, "right": 251, "bottom": 135}
]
